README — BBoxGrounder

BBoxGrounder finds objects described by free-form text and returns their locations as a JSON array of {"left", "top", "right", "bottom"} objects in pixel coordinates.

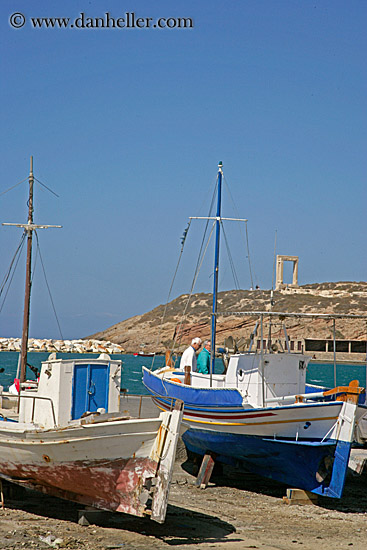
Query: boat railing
[
  {"left": 264, "top": 392, "right": 325, "bottom": 405},
  {"left": 19, "top": 393, "right": 57, "bottom": 427},
  {"left": 264, "top": 380, "right": 365, "bottom": 406},
  {"left": 120, "top": 393, "right": 176, "bottom": 419}
]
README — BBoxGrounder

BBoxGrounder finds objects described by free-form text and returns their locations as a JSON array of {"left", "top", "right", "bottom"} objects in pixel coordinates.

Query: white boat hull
[{"left": 0, "top": 411, "right": 182, "bottom": 521}]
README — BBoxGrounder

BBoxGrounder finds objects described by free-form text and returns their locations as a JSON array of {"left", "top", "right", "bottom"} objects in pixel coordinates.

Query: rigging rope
[
  {"left": 189, "top": 178, "right": 218, "bottom": 296},
  {"left": 223, "top": 175, "right": 255, "bottom": 289},
  {"left": 221, "top": 223, "right": 240, "bottom": 290},
  {"left": 170, "top": 221, "right": 216, "bottom": 359},
  {"left": 34, "top": 231, "right": 64, "bottom": 340},
  {"left": 170, "top": 178, "right": 219, "bottom": 355},
  {"left": 34, "top": 177, "right": 60, "bottom": 198},
  {"left": 150, "top": 177, "right": 219, "bottom": 368},
  {"left": 152, "top": 170, "right": 255, "bottom": 365},
  {"left": 150, "top": 219, "right": 192, "bottom": 369},
  {"left": 0, "top": 178, "right": 28, "bottom": 197},
  {"left": 245, "top": 221, "right": 255, "bottom": 289},
  {"left": 0, "top": 232, "right": 26, "bottom": 313}
]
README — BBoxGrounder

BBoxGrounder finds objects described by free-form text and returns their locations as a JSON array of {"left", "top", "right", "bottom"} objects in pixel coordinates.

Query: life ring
[{"left": 171, "top": 377, "right": 182, "bottom": 384}]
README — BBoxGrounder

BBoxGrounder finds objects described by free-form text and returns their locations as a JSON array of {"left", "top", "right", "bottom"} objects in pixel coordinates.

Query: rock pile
[{"left": 0, "top": 338, "right": 125, "bottom": 354}]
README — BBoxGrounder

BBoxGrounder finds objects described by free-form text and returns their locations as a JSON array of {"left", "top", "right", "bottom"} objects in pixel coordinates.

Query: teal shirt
[{"left": 197, "top": 347, "right": 210, "bottom": 374}]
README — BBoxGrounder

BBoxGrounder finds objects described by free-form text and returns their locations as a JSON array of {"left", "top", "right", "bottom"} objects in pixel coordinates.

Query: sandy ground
[{"left": 0, "top": 439, "right": 367, "bottom": 550}]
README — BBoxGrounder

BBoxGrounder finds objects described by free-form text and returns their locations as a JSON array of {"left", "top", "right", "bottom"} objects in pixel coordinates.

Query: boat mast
[
  {"left": 19, "top": 156, "right": 35, "bottom": 383},
  {"left": 210, "top": 161, "right": 223, "bottom": 383},
  {"left": 2, "top": 157, "right": 62, "bottom": 384}
]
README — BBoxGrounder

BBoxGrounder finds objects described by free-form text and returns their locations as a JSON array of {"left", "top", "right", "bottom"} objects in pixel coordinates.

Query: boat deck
[{"left": 0, "top": 392, "right": 160, "bottom": 424}]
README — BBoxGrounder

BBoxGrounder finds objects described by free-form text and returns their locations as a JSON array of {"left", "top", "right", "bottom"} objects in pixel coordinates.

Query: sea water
[
  {"left": 0, "top": 352, "right": 366, "bottom": 393},
  {"left": 0, "top": 352, "right": 163, "bottom": 394}
]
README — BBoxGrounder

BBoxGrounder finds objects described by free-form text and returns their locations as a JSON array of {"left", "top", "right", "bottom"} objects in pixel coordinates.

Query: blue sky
[{"left": 1, "top": 0, "right": 366, "bottom": 339}]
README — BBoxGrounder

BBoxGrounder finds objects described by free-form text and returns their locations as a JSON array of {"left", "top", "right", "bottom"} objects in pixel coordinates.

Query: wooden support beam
[
  {"left": 348, "top": 448, "right": 367, "bottom": 475},
  {"left": 283, "top": 488, "right": 318, "bottom": 506},
  {"left": 184, "top": 365, "right": 191, "bottom": 385},
  {"left": 195, "top": 452, "right": 216, "bottom": 489},
  {"left": 78, "top": 507, "right": 106, "bottom": 526}
]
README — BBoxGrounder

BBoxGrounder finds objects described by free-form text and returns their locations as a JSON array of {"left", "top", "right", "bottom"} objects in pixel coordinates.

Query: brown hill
[{"left": 90, "top": 282, "right": 367, "bottom": 354}]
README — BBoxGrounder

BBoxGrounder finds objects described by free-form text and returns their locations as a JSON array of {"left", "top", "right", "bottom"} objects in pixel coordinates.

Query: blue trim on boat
[
  {"left": 0, "top": 417, "right": 18, "bottom": 423},
  {"left": 143, "top": 368, "right": 244, "bottom": 406},
  {"left": 314, "top": 440, "right": 352, "bottom": 498}
]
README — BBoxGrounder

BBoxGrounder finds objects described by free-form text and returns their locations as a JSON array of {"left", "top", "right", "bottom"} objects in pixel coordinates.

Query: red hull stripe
[{"left": 152, "top": 399, "right": 276, "bottom": 420}]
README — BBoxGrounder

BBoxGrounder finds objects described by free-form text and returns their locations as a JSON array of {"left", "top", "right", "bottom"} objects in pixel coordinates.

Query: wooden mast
[
  {"left": 3, "top": 157, "right": 62, "bottom": 385},
  {"left": 20, "top": 156, "right": 34, "bottom": 383}
]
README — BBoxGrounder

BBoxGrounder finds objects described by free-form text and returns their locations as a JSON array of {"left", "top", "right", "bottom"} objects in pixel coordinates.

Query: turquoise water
[
  {"left": 0, "top": 352, "right": 224, "bottom": 394},
  {"left": 0, "top": 352, "right": 163, "bottom": 394},
  {"left": 1, "top": 352, "right": 366, "bottom": 393},
  {"left": 307, "top": 361, "right": 366, "bottom": 389}
]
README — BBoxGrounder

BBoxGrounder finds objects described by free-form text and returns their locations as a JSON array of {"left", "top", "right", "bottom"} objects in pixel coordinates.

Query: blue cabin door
[{"left": 71, "top": 363, "right": 109, "bottom": 420}]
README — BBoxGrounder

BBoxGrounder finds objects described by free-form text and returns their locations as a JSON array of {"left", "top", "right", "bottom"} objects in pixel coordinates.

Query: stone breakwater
[{"left": 0, "top": 338, "right": 125, "bottom": 354}]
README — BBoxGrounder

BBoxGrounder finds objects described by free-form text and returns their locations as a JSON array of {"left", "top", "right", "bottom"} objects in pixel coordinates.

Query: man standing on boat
[
  {"left": 179, "top": 337, "right": 202, "bottom": 371},
  {"left": 197, "top": 340, "right": 211, "bottom": 374}
]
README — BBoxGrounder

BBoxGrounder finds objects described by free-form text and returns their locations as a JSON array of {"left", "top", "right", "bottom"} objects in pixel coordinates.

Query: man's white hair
[{"left": 191, "top": 337, "right": 202, "bottom": 345}]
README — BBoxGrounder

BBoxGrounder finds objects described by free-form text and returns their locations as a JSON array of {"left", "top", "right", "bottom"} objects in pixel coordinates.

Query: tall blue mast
[{"left": 210, "top": 161, "right": 223, "bottom": 381}]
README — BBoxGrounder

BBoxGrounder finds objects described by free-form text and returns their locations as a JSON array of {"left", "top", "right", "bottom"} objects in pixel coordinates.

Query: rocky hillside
[{"left": 90, "top": 282, "right": 367, "bottom": 354}]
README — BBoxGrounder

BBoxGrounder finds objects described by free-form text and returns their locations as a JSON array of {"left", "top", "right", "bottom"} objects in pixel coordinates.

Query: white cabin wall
[
  {"left": 225, "top": 353, "right": 309, "bottom": 407},
  {"left": 19, "top": 359, "right": 74, "bottom": 427},
  {"left": 107, "top": 361, "right": 122, "bottom": 411}
]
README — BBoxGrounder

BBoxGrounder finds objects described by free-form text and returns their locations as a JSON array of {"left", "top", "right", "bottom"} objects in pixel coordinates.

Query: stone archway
[{"left": 275, "top": 255, "right": 299, "bottom": 290}]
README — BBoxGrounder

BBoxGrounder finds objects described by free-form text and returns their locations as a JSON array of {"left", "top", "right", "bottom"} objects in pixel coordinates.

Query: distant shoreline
[{"left": 0, "top": 337, "right": 125, "bottom": 355}]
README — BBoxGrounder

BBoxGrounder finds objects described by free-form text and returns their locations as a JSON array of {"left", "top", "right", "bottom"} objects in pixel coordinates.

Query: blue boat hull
[{"left": 182, "top": 428, "right": 351, "bottom": 498}]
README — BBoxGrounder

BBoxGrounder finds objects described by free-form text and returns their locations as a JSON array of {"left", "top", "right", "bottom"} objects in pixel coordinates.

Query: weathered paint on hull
[
  {"left": 0, "top": 404, "right": 184, "bottom": 522},
  {"left": 0, "top": 456, "right": 158, "bottom": 516}
]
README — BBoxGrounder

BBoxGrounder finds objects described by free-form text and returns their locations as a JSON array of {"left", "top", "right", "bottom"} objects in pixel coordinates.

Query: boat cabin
[
  {"left": 19, "top": 353, "right": 122, "bottom": 428},
  {"left": 225, "top": 352, "right": 309, "bottom": 407},
  {"left": 166, "top": 351, "right": 310, "bottom": 408}
]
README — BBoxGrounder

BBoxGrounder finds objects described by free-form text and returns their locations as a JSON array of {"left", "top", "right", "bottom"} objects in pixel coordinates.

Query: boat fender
[{"left": 171, "top": 378, "right": 182, "bottom": 384}]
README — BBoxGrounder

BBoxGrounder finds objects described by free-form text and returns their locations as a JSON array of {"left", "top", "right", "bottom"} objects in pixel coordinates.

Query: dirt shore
[{"left": 0, "top": 442, "right": 367, "bottom": 550}]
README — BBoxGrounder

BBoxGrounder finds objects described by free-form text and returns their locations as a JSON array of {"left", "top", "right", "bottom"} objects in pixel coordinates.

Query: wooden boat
[
  {"left": 143, "top": 161, "right": 367, "bottom": 498},
  {"left": 0, "top": 353, "right": 183, "bottom": 521},
  {"left": 0, "top": 158, "right": 184, "bottom": 522}
]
